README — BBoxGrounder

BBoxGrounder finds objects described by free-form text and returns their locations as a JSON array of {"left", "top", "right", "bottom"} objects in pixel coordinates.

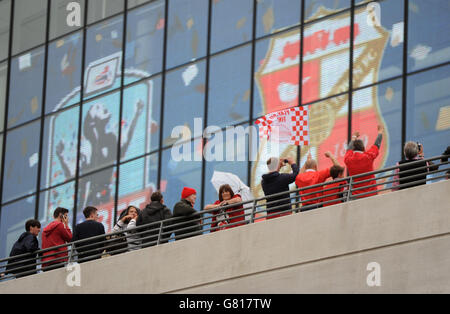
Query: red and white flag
[{"left": 255, "top": 107, "right": 309, "bottom": 146}]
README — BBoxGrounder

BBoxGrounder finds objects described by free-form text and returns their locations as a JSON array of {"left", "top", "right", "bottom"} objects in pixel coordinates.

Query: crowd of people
[{"left": 2, "top": 124, "right": 449, "bottom": 279}]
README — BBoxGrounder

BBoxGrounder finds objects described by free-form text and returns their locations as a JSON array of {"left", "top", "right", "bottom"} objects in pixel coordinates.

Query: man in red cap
[{"left": 173, "top": 187, "right": 202, "bottom": 240}]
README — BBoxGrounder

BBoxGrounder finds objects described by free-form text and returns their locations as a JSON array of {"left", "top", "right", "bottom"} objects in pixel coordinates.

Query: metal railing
[{"left": 0, "top": 154, "right": 448, "bottom": 281}]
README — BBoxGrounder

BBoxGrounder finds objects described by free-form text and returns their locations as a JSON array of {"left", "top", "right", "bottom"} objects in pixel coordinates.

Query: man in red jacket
[
  {"left": 41, "top": 207, "right": 73, "bottom": 271},
  {"left": 296, "top": 151, "right": 341, "bottom": 212},
  {"left": 344, "top": 125, "right": 383, "bottom": 199}
]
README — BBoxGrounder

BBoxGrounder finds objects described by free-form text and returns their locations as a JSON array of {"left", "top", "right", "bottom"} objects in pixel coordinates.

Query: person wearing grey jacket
[{"left": 113, "top": 205, "right": 142, "bottom": 251}]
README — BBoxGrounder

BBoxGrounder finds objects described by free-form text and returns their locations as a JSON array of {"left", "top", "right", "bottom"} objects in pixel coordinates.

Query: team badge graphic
[{"left": 252, "top": 7, "right": 390, "bottom": 199}]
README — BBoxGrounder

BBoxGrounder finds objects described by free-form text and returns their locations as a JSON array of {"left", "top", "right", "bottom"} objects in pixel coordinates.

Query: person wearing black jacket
[
  {"left": 72, "top": 206, "right": 106, "bottom": 263},
  {"left": 4, "top": 219, "right": 41, "bottom": 278},
  {"left": 173, "top": 187, "right": 202, "bottom": 240},
  {"left": 261, "top": 157, "right": 299, "bottom": 219},
  {"left": 137, "top": 191, "right": 173, "bottom": 247}
]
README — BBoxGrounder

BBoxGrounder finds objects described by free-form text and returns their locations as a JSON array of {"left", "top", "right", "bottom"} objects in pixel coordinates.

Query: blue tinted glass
[
  {"left": 80, "top": 91, "right": 120, "bottom": 175},
  {"left": 211, "top": 0, "right": 253, "bottom": 54},
  {"left": 353, "top": 0, "right": 404, "bottom": 87},
  {"left": 208, "top": 45, "right": 251, "bottom": 128},
  {"left": 305, "top": 0, "right": 350, "bottom": 21},
  {"left": 118, "top": 153, "right": 159, "bottom": 211},
  {"left": 406, "top": 65, "right": 450, "bottom": 158},
  {"left": 160, "top": 147, "right": 202, "bottom": 209},
  {"left": 0, "top": 196, "right": 36, "bottom": 259},
  {"left": 0, "top": 62, "right": 7, "bottom": 132},
  {"left": 41, "top": 106, "right": 80, "bottom": 189},
  {"left": 167, "top": 0, "right": 208, "bottom": 69},
  {"left": 121, "top": 76, "right": 161, "bottom": 162},
  {"left": 8, "top": 47, "right": 45, "bottom": 128},
  {"left": 353, "top": 79, "right": 403, "bottom": 170},
  {"left": 46, "top": 32, "right": 83, "bottom": 114},
  {"left": 84, "top": 16, "right": 123, "bottom": 100},
  {"left": 38, "top": 181, "right": 75, "bottom": 231},
  {"left": 125, "top": 1, "right": 165, "bottom": 84},
  {"left": 256, "top": 0, "right": 301, "bottom": 38},
  {"left": 3, "top": 121, "right": 41, "bottom": 203},
  {"left": 77, "top": 166, "right": 117, "bottom": 232},
  {"left": 408, "top": 0, "right": 450, "bottom": 72},
  {"left": 88, "top": 0, "right": 124, "bottom": 24},
  {"left": 163, "top": 61, "right": 206, "bottom": 148}
]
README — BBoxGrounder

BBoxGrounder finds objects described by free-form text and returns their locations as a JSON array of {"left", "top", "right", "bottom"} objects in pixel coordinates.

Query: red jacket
[
  {"left": 344, "top": 145, "right": 379, "bottom": 198},
  {"left": 296, "top": 168, "right": 331, "bottom": 206},
  {"left": 211, "top": 194, "right": 245, "bottom": 231},
  {"left": 322, "top": 181, "right": 346, "bottom": 207},
  {"left": 41, "top": 221, "right": 72, "bottom": 267}
]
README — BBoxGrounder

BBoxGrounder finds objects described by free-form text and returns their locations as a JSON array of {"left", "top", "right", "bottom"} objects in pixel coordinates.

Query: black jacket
[
  {"left": 172, "top": 199, "right": 202, "bottom": 240},
  {"left": 398, "top": 158, "right": 438, "bottom": 190},
  {"left": 6, "top": 232, "right": 39, "bottom": 278},
  {"left": 261, "top": 164, "right": 299, "bottom": 214},
  {"left": 72, "top": 220, "right": 106, "bottom": 262},
  {"left": 136, "top": 202, "right": 173, "bottom": 246}
]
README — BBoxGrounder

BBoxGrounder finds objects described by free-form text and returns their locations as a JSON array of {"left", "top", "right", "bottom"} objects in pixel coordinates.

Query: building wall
[
  {"left": 1, "top": 180, "right": 449, "bottom": 294},
  {"left": 0, "top": 0, "right": 450, "bottom": 260}
]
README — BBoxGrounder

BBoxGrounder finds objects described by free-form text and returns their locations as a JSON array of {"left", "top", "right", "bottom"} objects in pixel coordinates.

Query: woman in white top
[{"left": 113, "top": 206, "right": 141, "bottom": 251}]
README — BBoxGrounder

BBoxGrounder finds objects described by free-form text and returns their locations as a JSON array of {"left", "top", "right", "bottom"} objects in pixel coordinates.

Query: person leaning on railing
[
  {"left": 392, "top": 142, "right": 439, "bottom": 190},
  {"left": 137, "top": 191, "right": 173, "bottom": 247},
  {"left": 41, "top": 207, "right": 72, "bottom": 271},
  {"left": 173, "top": 187, "right": 202, "bottom": 240},
  {"left": 113, "top": 205, "right": 142, "bottom": 252},
  {"left": 3, "top": 219, "right": 41, "bottom": 279},
  {"left": 321, "top": 165, "right": 347, "bottom": 207},
  {"left": 344, "top": 125, "right": 383, "bottom": 199}
]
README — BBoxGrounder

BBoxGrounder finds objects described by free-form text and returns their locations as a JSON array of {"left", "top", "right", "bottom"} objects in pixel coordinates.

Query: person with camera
[
  {"left": 41, "top": 207, "right": 72, "bottom": 271},
  {"left": 295, "top": 151, "right": 341, "bottom": 212},
  {"left": 392, "top": 141, "right": 439, "bottom": 190},
  {"left": 261, "top": 156, "right": 299, "bottom": 220}
]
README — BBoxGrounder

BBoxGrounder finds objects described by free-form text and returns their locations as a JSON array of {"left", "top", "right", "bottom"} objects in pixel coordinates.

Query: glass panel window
[
  {"left": 208, "top": 45, "right": 251, "bottom": 128},
  {"left": 125, "top": 1, "right": 165, "bottom": 85},
  {"left": 77, "top": 167, "right": 117, "bottom": 232},
  {"left": 118, "top": 154, "right": 159, "bottom": 216},
  {"left": 254, "top": 31, "right": 300, "bottom": 119},
  {"left": 406, "top": 65, "right": 450, "bottom": 159},
  {"left": 40, "top": 106, "right": 80, "bottom": 189},
  {"left": 211, "top": 0, "right": 253, "bottom": 54},
  {"left": 160, "top": 146, "right": 202, "bottom": 209},
  {"left": 302, "top": 12, "right": 350, "bottom": 104},
  {"left": 50, "top": 0, "right": 85, "bottom": 40},
  {"left": 8, "top": 47, "right": 45, "bottom": 129},
  {"left": 128, "top": 0, "right": 154, "bottom": 9},
  {"left": 408, "top": 0, "right": 450, "bottom": 72},
  {"left": 353, "top": 79, "right": 403, "bottom": 170},
  {"left": 163, "top": 61, "right": 206, "bottom": 148},
  {"left": 353, "top": 0, "right": 404, "bottom": 88},
  {"left": 0, "top": 0, "right": 11, "bottom": 61},
  {"left": 87, "top": 0, "right": 124, "bottom": 24},
  {"left": 167, "top": 0, "right": 208, "bottom": 69},
  {"left": 2, "top": 121, "right": 41, "bottom": 203},
  {"left": 0, "top": 196, "right": 36, "bottom": 260},
  {"left": 38, "top": 181, "right": 75, "bottom": 231},
  {"left": 304, "top": 0, "right": 350, "bottom": 22},
  {"left": 12, "top": 0, "right": 47, "bottom": 55},
  {"left": 256, "top": 0, "right": 301, "bottom": 38},
  {"left": 121, "top": 76, "right": 161, "bottom": 162},
  {"left": 80, "top": 91, "right": 120, "bottom": 175},
  {"left": 46, "top": 32, "right": 83, "bottom": 114},
  {"left": 84, "top": 15, "right": 123, "bottom": 100},
  {"left": 0, "top": 62, "right": 7, "bottom": 132}
]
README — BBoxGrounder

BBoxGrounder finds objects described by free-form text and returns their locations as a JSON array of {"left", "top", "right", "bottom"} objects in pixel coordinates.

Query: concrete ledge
[{"left": 1, "top": 180, "right": 449, "bottom": 293}]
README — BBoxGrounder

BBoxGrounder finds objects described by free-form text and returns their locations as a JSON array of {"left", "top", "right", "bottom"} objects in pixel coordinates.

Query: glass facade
[{"left": 0, "top": 0, "right": 449, "bottom": 258}]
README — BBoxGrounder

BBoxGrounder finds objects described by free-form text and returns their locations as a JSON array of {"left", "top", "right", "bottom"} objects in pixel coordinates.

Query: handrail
[{"left": 1, "top": 154, "right": 448, "bottom": 280}]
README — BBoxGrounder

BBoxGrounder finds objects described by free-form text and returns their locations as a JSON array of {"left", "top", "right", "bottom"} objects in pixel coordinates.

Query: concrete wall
[{"left": 1, "top": 180, "right": 449, "bottom": 294}]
